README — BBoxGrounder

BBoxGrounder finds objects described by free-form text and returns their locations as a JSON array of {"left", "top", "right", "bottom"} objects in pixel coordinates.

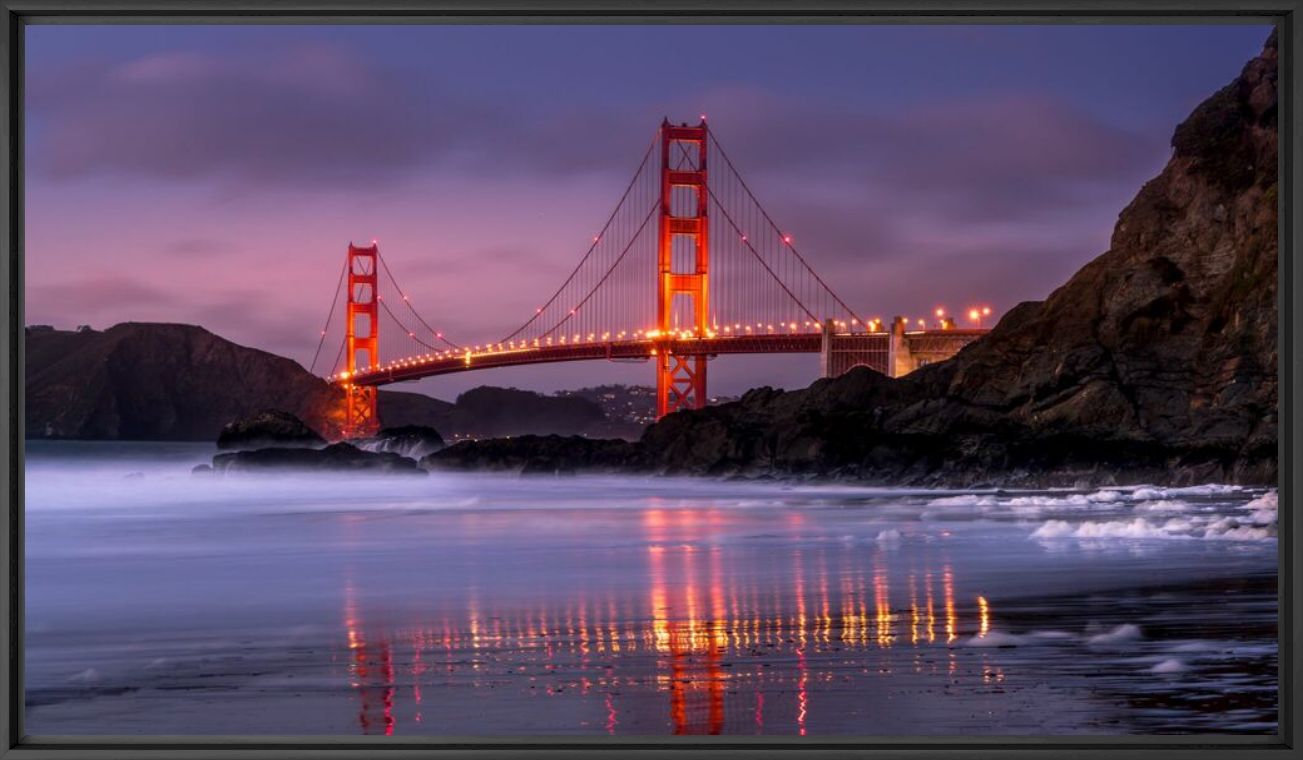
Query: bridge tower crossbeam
[{"left": 656, "top": 119, "right": 710, "bottom": 417}]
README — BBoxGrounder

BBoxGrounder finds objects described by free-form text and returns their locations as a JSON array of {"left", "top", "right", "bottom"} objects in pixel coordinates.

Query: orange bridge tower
[
  {"left": 655, "top": 119, "right": 710, "bottom": 417},
  {"left": 343, "top": 242, "right": 380, "bottom": 439}
]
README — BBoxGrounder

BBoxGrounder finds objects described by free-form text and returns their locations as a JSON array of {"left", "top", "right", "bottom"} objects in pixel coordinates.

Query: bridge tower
[
  {"left": 656, "top": 119, "right": 710, "bottom": 418},
  {"left": 343, "top": 243, "right": 380, "bottom": 439}
]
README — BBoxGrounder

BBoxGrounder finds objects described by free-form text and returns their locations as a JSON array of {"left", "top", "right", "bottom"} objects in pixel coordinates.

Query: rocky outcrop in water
[
  {"left": 425, "top": 435, "right": 637, "bottom": 476},
  {"left": 210, "top": 442, "right": 425, "bottom": 475},
  {"left": 217, "top": 410, "right": 326, "bottom": 451},
  {"left": 357, "top": 425, "right": 446, "bottom": 460},
  {"left": 428, "top": 32, "right": 1279, "bottom": 487}
]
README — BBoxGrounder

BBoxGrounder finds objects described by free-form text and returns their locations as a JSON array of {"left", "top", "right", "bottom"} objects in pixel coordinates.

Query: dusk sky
[{"left": 25, "top": 23, "right": 1272, "bottom": 398}]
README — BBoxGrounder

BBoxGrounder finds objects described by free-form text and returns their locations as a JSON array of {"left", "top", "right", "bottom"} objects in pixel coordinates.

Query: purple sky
[{"left": 25, "top": 24, "right": 1271, "bottom": 398}]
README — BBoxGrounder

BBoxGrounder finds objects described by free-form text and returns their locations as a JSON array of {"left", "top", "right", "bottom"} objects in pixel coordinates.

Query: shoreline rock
[
  {"left": 424, "top": 435, "right": 639, "bottom": 476},
  {"left": 210, "top": 442, "right": 425, "bottom": 476},
  {"left": 354, "top": 425, "right": 445, "bottom": 460},
  {"left": 216, "top": 410, "right": 326, "bottom": 451}
]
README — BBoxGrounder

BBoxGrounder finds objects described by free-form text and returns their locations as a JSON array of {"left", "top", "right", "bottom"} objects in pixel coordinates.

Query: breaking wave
[{"left": 1024, "top": 488, "right": 1276, "bottom": 542}]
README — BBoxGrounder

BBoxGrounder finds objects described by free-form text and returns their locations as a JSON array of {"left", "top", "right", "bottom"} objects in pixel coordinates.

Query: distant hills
[{"left": 23, "top": 322, "right": 633, "bottom": 442}]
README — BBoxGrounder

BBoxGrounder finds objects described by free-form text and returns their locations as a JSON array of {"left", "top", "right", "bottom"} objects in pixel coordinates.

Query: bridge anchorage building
[
  {"left": 819, "top": 317, "right": 987, "bottom": 379},
  {"left": 321, "top": 119, "right": 990, "bottom": 440}
]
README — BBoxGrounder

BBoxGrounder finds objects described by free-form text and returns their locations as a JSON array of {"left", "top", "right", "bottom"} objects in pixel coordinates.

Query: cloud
[
  {"left": 27, "top": 44, "right": 484, "bottom": 186},
  {"left": 161, "top": 238, "right": 233, "bottom": 259},
  {"left": 693, "top": 87, "right": 1166, "bottom": 226},
  {"left": 27, "top": 275, "right": 178, "bottom": 316},
  {"left": 25, "top": 43, "right": 661, "bottom": 188},
  {"left": 27, "top": 41, "right": 1166, "bottom": 225}
]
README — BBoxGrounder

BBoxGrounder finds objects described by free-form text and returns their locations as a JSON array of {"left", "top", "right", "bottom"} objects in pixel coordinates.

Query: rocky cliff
[{"left": 430, "top": 32, "right": 1279, "bottom": 486}]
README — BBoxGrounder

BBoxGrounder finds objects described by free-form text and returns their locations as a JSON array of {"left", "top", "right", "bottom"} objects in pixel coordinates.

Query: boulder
[
  {"left": 357, "top": 425, "right": 445, "bottom": 459},
  {"left": 211, "top": 442, "right": 425, "bottom": 475},
  {"left": 424, "top": 434, "right": 639, "bottom": 475},
  {"left": 216, "top": 410, "right": 326, "bottom": 451}
]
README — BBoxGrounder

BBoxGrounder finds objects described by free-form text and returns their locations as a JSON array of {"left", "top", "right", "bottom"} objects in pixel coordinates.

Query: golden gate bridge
[{"left": 311, "top": 119, "right": 989, "bottom": 438}]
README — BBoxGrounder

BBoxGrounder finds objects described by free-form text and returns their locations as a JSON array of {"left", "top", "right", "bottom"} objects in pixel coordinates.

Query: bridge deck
[
  {"left": 345, "top": 333, "right": 826, "bottom": 386},
  {"left": 339, "top": 328, "right": 987, "bottom": 387}
]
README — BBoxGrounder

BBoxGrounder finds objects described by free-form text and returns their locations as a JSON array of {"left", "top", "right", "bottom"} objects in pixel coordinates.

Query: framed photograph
[{"left": 3, "top": 1, "right": 1296, "bottom": 758}]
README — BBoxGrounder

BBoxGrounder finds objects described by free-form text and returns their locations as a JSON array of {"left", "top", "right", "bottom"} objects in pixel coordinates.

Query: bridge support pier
[{"left": 657, "top": 350, "right": 708, "bottom": 418}]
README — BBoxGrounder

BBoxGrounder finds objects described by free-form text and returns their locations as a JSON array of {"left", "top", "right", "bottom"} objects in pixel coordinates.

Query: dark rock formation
[
  {"left": 211, "top": 442, "right": 425, "bottom": 475},
  {"left": 25, "top": 323, "right": 458, "bottom": 441},
  {"left": 216, "top": 410, "right": 326, "bottom": 451},
  {"left": 425, "top": 435, "right": 638, "bottom": 475},
  {"left": 357, "top": 425, "right": 446, "bottom": 459},
  {"left": 431, "top": 32, "right": 1279, "bottom": 487}
]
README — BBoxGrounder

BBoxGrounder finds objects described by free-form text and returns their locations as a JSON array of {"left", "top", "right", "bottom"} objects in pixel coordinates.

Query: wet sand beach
[{"left": 24, "top": 442, "right": 1278, "bottom": 735}]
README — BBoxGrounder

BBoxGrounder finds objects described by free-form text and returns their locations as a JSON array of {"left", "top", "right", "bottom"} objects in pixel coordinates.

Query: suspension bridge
[{"left": 311, "top": 119, "right": 989, "bottom": 439}]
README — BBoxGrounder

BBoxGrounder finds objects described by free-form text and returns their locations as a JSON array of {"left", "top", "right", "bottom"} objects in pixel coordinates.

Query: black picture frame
[{"left": 1, "top": 2, "right": 1296, "bottom": 757}]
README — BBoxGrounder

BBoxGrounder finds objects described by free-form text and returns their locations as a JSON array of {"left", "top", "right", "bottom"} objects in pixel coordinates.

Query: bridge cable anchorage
[
  {"left": 309, "top": 258, "right": 349, "bottom": 375},
  {"left": 707, "top": 132, "right": 865, "bottom": 326},
  {"left": 537, "top": 200, "right": 659, "bottom": 341},
  {"left": 499, "top": 129, "right": 659, "bottom": 344},
  {"left": 376, "top": 251, "right": 461, "bottom": 350}
]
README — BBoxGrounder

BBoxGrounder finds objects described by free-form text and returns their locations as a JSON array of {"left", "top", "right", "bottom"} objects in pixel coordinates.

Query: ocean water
[{"left": 23, "top": 441, "right": 1278, "bottom": 736}]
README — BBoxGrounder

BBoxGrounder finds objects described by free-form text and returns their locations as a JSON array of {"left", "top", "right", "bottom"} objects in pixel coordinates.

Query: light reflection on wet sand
[{"left": 337, "top": 507, "right": 1043, "bottom": 736}]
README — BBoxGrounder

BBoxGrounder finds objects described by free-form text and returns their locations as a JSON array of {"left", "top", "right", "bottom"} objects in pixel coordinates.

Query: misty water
[{"left": 24, "top": 441, "right": 1277, "bottom": 736}]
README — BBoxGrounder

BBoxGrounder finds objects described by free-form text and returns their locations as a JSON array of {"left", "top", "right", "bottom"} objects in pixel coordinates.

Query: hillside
[{"left": 24, "top": 324, "right": 610, "bottom": 442}]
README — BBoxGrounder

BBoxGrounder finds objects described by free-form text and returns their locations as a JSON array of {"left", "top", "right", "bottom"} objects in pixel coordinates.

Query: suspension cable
[
  {"left": 499, "top": 128, "right": 659, "bottom": 343},
  {"left": 708, "top": 131, "right": 865, "bottom": 325},
  {"left": 376, "top": 251, "right": 461, "bottom": 350},
  {"left": 329, "top": 336, "right": 346, "bottom": 376},
  {"left": 671, "top": 139, "right": 821, "bottom": 324},
  {"left": 309, "top": 258, "right": 348, "bottom": 375},
  {"left": 538, "top": 200, "right": 659, "bottom": 340},
  {"left": 377, "top": 296, "right": 450, "bottom": 354}
]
